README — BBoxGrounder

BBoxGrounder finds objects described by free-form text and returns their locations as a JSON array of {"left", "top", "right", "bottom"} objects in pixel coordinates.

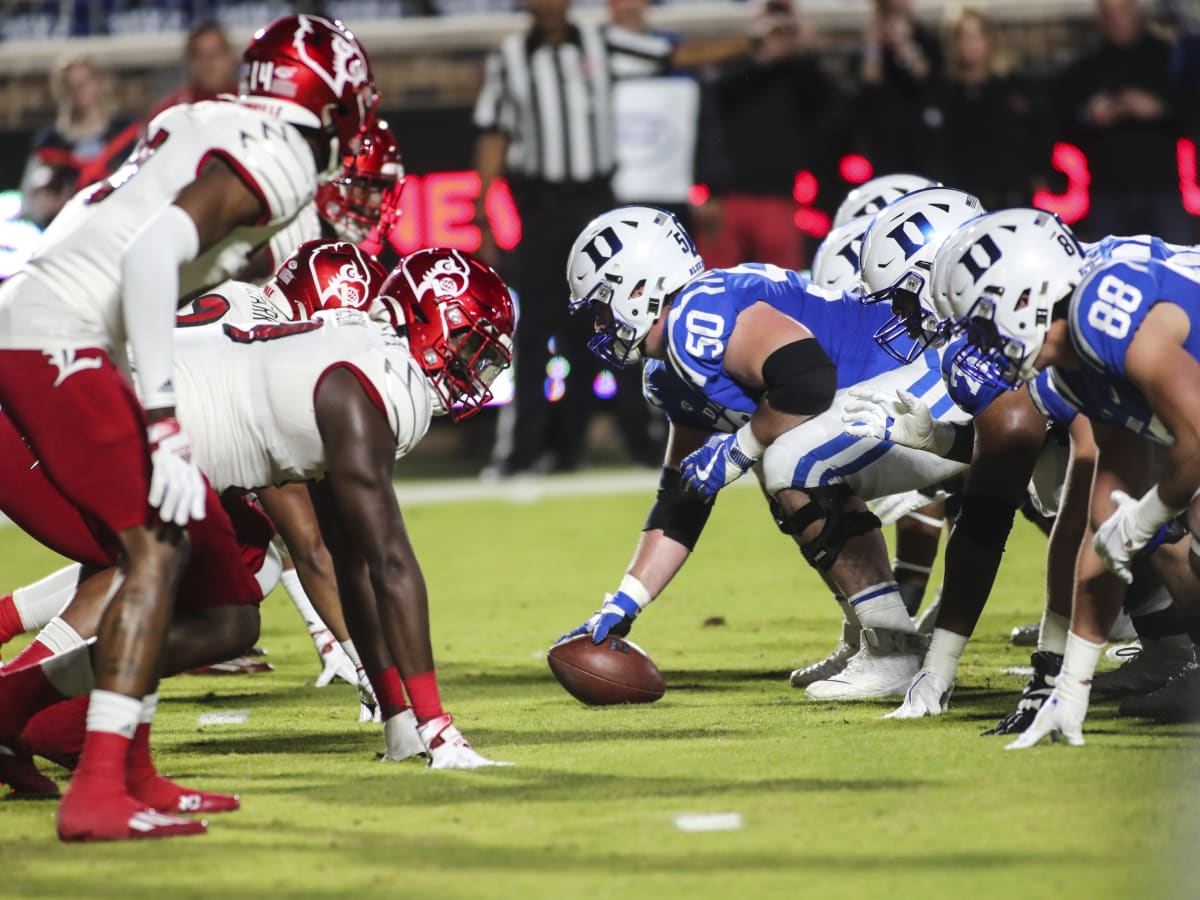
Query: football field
[{"left": 2, "top": 476, "right": 1198, "bottom": 900}]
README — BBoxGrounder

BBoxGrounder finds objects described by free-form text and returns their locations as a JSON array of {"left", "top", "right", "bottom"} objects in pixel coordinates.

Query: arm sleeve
[{"left": 122, "top": 203, "right": 199, "bottom": 411}]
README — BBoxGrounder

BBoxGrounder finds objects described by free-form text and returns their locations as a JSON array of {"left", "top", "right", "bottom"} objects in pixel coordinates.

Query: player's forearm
[
  {"left": 122, "top": 204, "right": 199, "bottom": 411},
  {"left": 626, "top": 529, "right": 692, "bottom": 599},
  {"left": 1071, "top": 543, "right": 1126, "bottom": 644},
  {"left": 1155, "top": 436, "right": 1200, "bottom": 511}
]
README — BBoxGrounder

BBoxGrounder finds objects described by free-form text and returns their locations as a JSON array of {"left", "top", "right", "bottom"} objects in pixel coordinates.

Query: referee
[{"left": 474, "top": 0, "right": 748, "bottom": 477}]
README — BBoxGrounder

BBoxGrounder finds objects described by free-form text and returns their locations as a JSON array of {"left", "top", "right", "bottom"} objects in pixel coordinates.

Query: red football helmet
[
  {"left": 378, "top": 248, "right": 515, "bottom": 421},
  {"left": 264, "top": 239, "right": 388, "bottom": 319},
  {"left": 316, "top": 118, "right": 405, "bottom": 247},
  {"left": 239, "top": 14, "right": 378, "bottom": 165}
]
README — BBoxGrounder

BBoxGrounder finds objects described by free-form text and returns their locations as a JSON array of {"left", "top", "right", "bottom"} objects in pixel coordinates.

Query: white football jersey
[
  {"left": 0, "top": 101, "right": 317, "bottom": 353},
  {"left": 174, "top": 306, "right": 433, "bottom": 492},
  {"left": 176, "top": 279, "right": 293, "bottom": 329}
]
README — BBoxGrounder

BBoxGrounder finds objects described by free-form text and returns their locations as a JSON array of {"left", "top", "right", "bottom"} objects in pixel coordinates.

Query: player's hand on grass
[
  {"left": 147, "top": 416, "right": 207, "bottom": 526},
  {"left": 1094, "top": 489, "right": 1179, "bottom": 584},
  {"left": 680, "top": 427, "right": 763, "bottom": 499},
  {"left": 556, "top": 591, "right": 638, "bottom": 646},
  {"left": 312, "top": 630, "right": 357, "bottom": 688},
  {"left": 841, "top": 388, "right": 955, "bottom": 456},
  {"left": 1005, "top": 680, "right": 1088, "bottom": 749},
  {"left": 884, "top": 670, "right": 950, "bottom": 719}
]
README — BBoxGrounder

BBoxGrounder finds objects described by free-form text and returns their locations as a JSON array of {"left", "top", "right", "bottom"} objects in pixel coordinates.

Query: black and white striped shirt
[{"left": 473, "top": 23, "right": 674, "bottom": 184}]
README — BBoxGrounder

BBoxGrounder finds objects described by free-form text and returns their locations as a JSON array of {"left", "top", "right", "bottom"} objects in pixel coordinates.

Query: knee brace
[{"left": 775, "top": 484, "right": 881, "bottom": 572}]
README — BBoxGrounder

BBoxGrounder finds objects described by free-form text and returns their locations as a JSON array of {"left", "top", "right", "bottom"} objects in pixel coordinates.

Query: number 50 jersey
[{"left": 0, "top": 101, "right": 318, "bottom": 355}]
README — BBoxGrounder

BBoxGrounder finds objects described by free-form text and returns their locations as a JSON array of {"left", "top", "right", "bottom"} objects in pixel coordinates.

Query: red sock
[
  {"left": 368, "top": 667, "right": 409, "bottom": 720},
  {"left": 402, "top": 670, "right": 444, "bottom": 722},
  {"left": 72, "top": 730, "right": 132, "bottom": 793},
  {"left": 0, "top": 659, "right": 69, "bottom": 732},
  {"left": 23, "top": 696, "right": 88, "bottom": 770},
  {"left": 0, "top": 594, "right": 20, "bottom": 645},
  {"left": 4, "top": 638, "right": 53, "bottom": 673}
]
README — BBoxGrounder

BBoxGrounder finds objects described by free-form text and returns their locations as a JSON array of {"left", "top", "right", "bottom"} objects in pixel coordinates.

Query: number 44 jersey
[
  {"left": 0, "top": 101, "right": 318, "bottom": 354},
  {"left": 173, "top": 306, "right": 433, "bottom": 493}
]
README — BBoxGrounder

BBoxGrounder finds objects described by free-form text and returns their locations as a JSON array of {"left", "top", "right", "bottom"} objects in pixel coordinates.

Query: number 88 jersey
[{"left": 1068, "top": 258, "right": 1200, "bottom": 436}]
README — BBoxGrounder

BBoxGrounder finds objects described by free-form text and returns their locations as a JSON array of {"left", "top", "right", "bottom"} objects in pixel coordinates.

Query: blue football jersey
[
  {"left": 940, "top": 336, "right": 1010, "bottom": 416},
  {"left": 1085, "top": 234, "right": 1200, "bottom": 268},
  {"left": 654, "top": 263, "right": 898, "bottom": 430},
  {"left": 1062, "top": 258, "right": 1200, "bottom": 444}
]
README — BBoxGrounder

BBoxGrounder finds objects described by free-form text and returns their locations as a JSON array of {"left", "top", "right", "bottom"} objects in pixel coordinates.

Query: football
[{"left": 547, "top": 634, "right": 666, "bottom": 706}]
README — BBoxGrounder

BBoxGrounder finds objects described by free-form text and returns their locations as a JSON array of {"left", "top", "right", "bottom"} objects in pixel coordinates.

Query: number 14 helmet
[{"left": 567, "top": 206, "right": 705, "bottom": 368}]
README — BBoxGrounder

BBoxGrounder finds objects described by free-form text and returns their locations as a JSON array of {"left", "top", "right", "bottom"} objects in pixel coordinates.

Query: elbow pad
[
  {"left": 643, "top": 467, "right": 713, "bottom": 550},
  {"left": 762, "top": 339, "right": 837, "bottom": 415}
]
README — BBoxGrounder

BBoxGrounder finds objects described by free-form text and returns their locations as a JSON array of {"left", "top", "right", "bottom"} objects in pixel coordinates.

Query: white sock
[
  {"left": 1061, "top": 631, "right": 1104, "bottom": 686},
  {"left": 847, "top": 583, "right": 915, "bottom": 633},
  {"left": 140, "top": 693, "right": 158, "bottom": 726},
  {"left": 924, "top": 627, "right": 968, "bottom": 684},
  {"left": 339, "top": 640, "right": 364, "bottom": 669},
  {"left": 41, "top": 641, "right": 96, "bottom": 697},
  {"left": 35, "top": 617, "right": 86, "bottom": 656},
  {"left": 281, "top": 568, "right": 324, "bottom": 634},
  {"left": 86, "top": 689, "right": 142, "bottom": 740},
  {"left": 1037, "top": 609, "right": 1070, "bottom": 655},
  {"left": 13, "top": 564, "right": 79, "bottom": 631}
]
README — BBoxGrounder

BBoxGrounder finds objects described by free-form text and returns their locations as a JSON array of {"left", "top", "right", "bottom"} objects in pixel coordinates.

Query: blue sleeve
[
  {"left": 1069, "top": 261, "right": 1158, "bottom": 378},
  {"left": 665, "top": 279, "right": 738, "bottom": 388},
  {"left": 941, "top": 338, "right": 1007, "bottom": 415},
  {"left": 1027, "top": 369, "right": 1078, "bottom": 428}
]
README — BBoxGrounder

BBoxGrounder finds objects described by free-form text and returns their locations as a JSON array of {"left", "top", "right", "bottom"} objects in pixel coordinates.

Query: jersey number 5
[
  {"left": 684, "top": 310, "right": 725, "bottom": 358},
  {"left": 1086, "top": 274, "right": 1143, "bottom": 340}
]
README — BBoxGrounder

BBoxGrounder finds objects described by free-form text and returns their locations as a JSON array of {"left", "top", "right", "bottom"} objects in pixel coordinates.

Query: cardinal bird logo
[{"left": 291, "top": 15, "right": 369, "bottom": 97}]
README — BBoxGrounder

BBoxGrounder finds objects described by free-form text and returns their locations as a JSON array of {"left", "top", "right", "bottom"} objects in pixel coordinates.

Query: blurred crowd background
[{"left": 2, "top": 0, "right": 1200, "bottom": 473}]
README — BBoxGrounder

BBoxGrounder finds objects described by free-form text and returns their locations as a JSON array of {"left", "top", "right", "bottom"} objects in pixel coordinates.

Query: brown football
[{"left": 547, "top": 634, "right": 666, "bottom": 706}]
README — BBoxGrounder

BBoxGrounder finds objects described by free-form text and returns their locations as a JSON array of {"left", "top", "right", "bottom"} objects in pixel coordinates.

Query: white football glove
[
  {"left": 357, "top": 670, "right": 381, "bottom": 723},
  {"left": 1093, "top": 488, "right": 1180, "bottom": 585},
  {"left": 884, "top": 670, "right": 951, "bottom": 719},
  {"left": 841, "top": 387, "right": 956, "bottom": 457},
  {"left": 1005, "top": 680, "right": 1089, "bottom": 749},
  {"left": 147, "top": 417, "right": 207, "bottom": 526},
  {"left": 311, "top": 629, "right": 358, "bottom": 688}
]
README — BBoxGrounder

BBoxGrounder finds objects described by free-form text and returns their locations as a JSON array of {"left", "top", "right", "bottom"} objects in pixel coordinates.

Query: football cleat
[
  {"left": 1092, "top": 635, "right": 1195, "bottom": 696},
  {"left": 1118, "top": 663, "right": 1200, "bottom": 722},
  {"left": 381, "top": 709, "right": 426, "bottom": 762},
  {"left": 805, "top": 628, "right": 928, "bottom": 701},
  {"left": 0, "top": 735, "right": 60, "bottom": 798},
  {"left": 57, "top": 788, "right": 207, "bottom": 842},
  {"left": 185, "top": 656, "right": 275, "bottom": 675},
  {"left": 790, "top": 618, "right": 859, "bottom": 688},
  {"left": 1010, "top": 623, "right": 1039, "bottom": 647},
  {"left": 914, "top": 590, "right": 942, "bottom": 636},
  {"left": 131, "top": 775, "right": 240, "bottom": 814},
  {"left": 884, "top": 670, "right": 951, "bottom": 719},
  {"left": 1105, "top": 640, "right": 1141, "bottom": 664},
  {"left": 417, "top": 714, "right": 512, "bottom": 769},
  {"left": 983, "top": 651, "right": 1062, "bottom": 736}
]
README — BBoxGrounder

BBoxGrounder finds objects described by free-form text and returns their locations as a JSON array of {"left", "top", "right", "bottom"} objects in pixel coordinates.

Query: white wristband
[
  {"left": 618, "top": 574, "right": 653, "bottom": 610},
  {"left": 735, "top": 423, "right": 766, "bottom": 460},
  {"left": 1132, "top": 486, "right": 1184, "bottom": 538}
]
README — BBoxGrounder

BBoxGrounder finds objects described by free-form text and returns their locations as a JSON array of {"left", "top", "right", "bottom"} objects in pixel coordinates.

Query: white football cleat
[
  {"left": 805, "top": 628, "right": 928, "bottom": 701},
  {"left": 791, "top": 617, "right": 859, "bottom": 687},
  {"left": 381, "top": 709, "right": 426, "bottom": 762},
  {"left": 913, "top": 590, "right": 942, "bottom": 636},
  {"left": 884, "top": 670, "right": 951, "bottom": 719},
  {"left": 418, "top": 714, "right": 513, "bottom": 769}
]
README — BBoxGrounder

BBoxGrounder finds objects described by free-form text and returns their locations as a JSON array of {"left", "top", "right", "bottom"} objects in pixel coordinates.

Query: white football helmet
[
  {"left": 567, "top": 206, "right": 704, "bottom": 367},
  {"left": 810, "top": 215, "right": 873, "bottom": 291},
  {"left": 832, "top": 173, "right": 940, "bottom": 230},
  {"left": 858, "top": 187, "right": 985, "bottom": 362},
  {"left": 931, "top": 207, "right": 1086, "bottom": 389}
]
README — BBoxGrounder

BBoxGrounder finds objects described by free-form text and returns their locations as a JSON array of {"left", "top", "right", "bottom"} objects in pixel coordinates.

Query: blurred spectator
[
  {"left": 1056, "top": 0, "right": 1195, "bottom": 241},
  {"left": 19, "top": 54, "right": 139, "bottom": 228},
  {"left": 694, "top": 0, "right": 834, "bottom": 269},
  {"left": 853, "top": 0, "right": 942, "bottom": 175},
  {"left": 473, "top": 0, "right": 747, "bottom": 477},
  {"left": 149, "top": 20, "right": 238, "bottom": 121},
  {"left": 921, "top": 8, "right": 1052, "bottom": 209}
]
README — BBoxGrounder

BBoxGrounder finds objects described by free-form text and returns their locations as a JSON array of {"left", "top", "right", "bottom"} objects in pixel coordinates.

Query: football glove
[
  {"left": 983, "top": 651, "right": 1061, "bottom": 736},
  {"left": 1094, "top": 488, "right": 1182, "bottom": 585},
  {"left": 147, "top": 417, "right": 207, "bottom": 526},
  {"left": 557, "top": 591, "right": 641, "bottom": 646},
  {"left": 680, "top": 426, "right": 764, "bottom": 500},
  {"left": 358, "top": 669, "right": 381, "bottom": 723},
  {"left": 884, "top": 670, "right": 951, "bottom": 719},
  {"left": 841, "top": 387, "right": 956, "bottom": 457},
  {"left": 312, "top": 629, "right": 358, "bottom": 689}
]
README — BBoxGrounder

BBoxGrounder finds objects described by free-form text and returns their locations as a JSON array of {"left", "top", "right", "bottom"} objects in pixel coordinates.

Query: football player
[
  {"left": 0, "top": 247, "right": 516, "bottom": 797},
  {"left": 557, "top": 205, "right": 975, "bottom": 699},
  {"left": 0, "top": 14, "right": 378, "bottom": 840}
]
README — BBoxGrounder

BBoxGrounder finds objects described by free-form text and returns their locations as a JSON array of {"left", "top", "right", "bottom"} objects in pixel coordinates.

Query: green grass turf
[{"left": 2, "top": 481, "right": 1198, "bottom": 899}]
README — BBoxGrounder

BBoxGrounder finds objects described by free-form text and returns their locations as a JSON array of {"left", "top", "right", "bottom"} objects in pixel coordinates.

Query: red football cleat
[
  {"left": 131, "top": 775, "right": 240, "bottom": 814},
  {"left": 0, "top": 735, "right": 60, "bottom": 798},
  {"left": 185, "top": 656, "right": 274, "bottom": 675},
  {"left": 57, "top": 787, "right": 207, "bottom": 842}
]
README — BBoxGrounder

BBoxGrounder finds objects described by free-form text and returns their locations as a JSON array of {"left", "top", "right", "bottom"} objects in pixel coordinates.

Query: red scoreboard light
[{"left": 388, "top": 173, "right": 521, "bottom": 256}]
